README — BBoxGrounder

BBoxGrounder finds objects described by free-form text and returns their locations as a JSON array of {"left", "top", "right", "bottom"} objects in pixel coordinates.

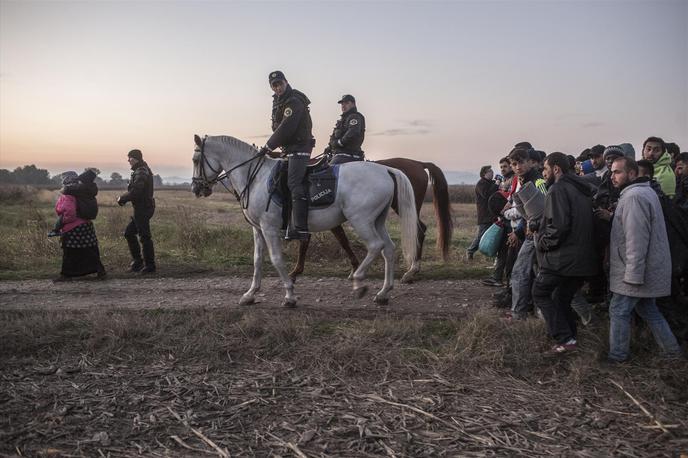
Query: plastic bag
[{"left": 479, "top": 223, "right": 505, "bottom": 257}]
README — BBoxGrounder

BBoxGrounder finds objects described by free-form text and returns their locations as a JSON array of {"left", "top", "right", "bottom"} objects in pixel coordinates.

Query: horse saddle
[{"left": 267, "top": 160, "right": 340, "bottom": 209}]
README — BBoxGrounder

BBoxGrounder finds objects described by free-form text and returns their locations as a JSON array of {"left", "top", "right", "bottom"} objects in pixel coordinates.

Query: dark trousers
[
  {"left": 125, "top": 206, "right": 155, "bottom": 265},
  {"left": 531, "top": 270, "right": 583, "bottom": 344},
  {"left": 286, "top": 154, "right": 310, "bottom": 232},
  {"left": 467, "top": 222, "right": 492, "bottom": 255}
]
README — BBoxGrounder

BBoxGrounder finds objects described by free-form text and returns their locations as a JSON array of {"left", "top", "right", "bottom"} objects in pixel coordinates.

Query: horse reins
[{"left": 193, "top": 135, "right": 266, "bottom": 209}]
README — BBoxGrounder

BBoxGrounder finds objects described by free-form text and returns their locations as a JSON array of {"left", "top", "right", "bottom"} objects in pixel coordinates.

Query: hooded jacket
[
  {"left": 329, "top": 107, "right": 365, "bottom": 155},
  {"left": 267, "top": 85, "right": 314, "bottom": 154},
  {"left": 535, "top": 173, "right": 598, "bottom": 276},
  {"left": 653, "top": 152, "right": 676, "bottom": 198}
]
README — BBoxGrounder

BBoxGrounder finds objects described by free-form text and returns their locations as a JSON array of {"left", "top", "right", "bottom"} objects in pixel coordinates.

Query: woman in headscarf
[{"left": 53, "top": 170, "right": 106, "bottom": 282}]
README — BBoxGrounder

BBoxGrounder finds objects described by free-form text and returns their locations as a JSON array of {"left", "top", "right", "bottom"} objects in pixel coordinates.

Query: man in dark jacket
[
  {"left": 258, "top": 71, "right": 314, "bottom": 240},
  {"left": 466, "top": 166, "right": 498, "bottom": 260},
  {"left": 532, "top": 152, "right": 598, "bottom": 354},
  {"left": 117, "top": 149, "right": 156, "bottom": 273},
  {"left": 327, "top": 94, "right": 366, "bottom": 165}
]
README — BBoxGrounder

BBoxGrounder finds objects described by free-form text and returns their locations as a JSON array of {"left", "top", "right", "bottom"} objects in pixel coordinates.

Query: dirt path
[{"left": 0, "top": 275, "right": 494, "bottom": 315}]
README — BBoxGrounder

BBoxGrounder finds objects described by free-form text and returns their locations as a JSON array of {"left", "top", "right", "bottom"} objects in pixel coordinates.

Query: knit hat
[
  {"left": 619, "top": 143, "right": 636, "bottom": 159},
  {"left": 61, "top": 171, "right": 78, "bottom": 185},
  {"left": 479, "top": 165, "right": 492, "bottom": 177},
  {"left": 128, "top": 149, "right": 143, "bottom": 161},
  {"left": 603, "top": 145, "right": 624, "bottom": 161},
  {"left": 581, "top": 159, "right": 594, "bottom": 174}
]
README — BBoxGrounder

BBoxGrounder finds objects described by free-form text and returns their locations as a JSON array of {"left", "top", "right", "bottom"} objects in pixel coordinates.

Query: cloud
[{"left": 369, "top": 119, "right": 433, "bottom": 137}]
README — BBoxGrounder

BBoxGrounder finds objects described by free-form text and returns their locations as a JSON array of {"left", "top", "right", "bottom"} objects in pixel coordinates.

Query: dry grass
[
  {"left": 1, "top": 304, "right": 687, "bottom": 457},
  {"left": 0, "top": 187, "right": 494, "bottom": 279}
]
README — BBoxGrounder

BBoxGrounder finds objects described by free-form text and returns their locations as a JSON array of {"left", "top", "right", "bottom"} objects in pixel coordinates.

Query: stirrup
[{"left": 284, "top": 230, "right": 310, "bottom": 241}]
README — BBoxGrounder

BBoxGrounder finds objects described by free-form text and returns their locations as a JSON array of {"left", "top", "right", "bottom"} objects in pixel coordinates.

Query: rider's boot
[{"left": 285, "top": 198, "right": 310, "bottom": 241}]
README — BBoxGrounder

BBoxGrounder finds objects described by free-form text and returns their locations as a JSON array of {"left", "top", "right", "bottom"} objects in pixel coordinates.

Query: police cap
[
  {"left": 269, "top": 70, "right": 286, "bottom": 85},
  {"left": 338, "top": 94, "right": 356, "bottom": 104}
]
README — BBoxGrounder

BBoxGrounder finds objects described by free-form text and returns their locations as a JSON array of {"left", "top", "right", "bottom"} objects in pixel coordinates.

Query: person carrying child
[{"left": 51, "top": 170, "right": 106, "bottom": 282}]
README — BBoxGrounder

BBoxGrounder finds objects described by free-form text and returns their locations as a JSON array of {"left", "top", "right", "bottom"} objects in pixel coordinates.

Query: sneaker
[
  {"left": 547, "top": 340, "right": 578, "bottom": 356},
  {"left": 481, "top": 278, "right": 502, "bottom": 287},
  {"left": 128, "top": 261, "right": 143, "bottom": 273},
  {"left": 139, "top": 265, "right": 156, "bottom": 274}
]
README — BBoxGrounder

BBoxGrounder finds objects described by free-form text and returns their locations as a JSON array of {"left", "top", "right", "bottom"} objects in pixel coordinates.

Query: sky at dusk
[{"left": 1, "top": 0, "right": 687, "bottom": 179}]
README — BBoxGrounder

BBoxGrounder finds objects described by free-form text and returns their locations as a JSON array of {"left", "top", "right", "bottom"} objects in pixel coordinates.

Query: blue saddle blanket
[{"left": 268, "top": 162, "right": 340, "bottom": 208}]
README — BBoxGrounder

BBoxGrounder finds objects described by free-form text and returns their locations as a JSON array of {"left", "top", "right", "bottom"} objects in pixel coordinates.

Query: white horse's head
[{"left": 191, "top": 134, "right": 222, "bottom": 197}]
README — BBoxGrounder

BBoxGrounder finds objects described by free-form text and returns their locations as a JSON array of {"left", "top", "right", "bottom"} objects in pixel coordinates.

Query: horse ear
[{"left": 194, "top": 134, "right": 203, "bottom": 147}]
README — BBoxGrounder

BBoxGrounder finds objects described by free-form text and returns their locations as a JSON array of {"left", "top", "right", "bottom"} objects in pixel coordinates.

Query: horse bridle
[{"left": 193, "top": 135, "right": 267, "bottom": 209}]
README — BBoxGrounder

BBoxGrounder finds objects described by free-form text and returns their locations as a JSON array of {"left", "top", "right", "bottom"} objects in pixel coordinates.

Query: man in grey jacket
[{"left": 607, "top": 156, "right": 681, "bottom": 362}]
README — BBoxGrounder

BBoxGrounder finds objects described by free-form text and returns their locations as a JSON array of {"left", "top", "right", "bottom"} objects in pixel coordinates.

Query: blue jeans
[
  {"left": 609, "top": 293, "right": 681, "bottom": 362},
  {"left": 511, "top": 238, "right": 535, "bottom": 318}
]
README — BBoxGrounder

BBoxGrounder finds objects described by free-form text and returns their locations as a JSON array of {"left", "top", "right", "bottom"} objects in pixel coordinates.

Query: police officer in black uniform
[
  {"left": 326, "top": 94, "right": 366, "bottom": 165},
  {"left": 117, "top": 149, "right": 156, "bottom": 273},
  {"left": 259, "top": 71, "right": 314, "bottom": 241}
]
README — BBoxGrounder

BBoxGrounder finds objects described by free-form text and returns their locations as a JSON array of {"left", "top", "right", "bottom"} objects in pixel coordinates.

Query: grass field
[{"left": 0, "top": 185, "right": 492, "bottom": 280}]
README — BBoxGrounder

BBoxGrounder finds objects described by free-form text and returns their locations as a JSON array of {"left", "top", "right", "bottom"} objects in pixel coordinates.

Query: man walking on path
[
  {"left": 531, "top": 152, "right": 598, "bottom": 354},
  {"left": 607, "top": 156, "right": 682, "bottom": 362}
]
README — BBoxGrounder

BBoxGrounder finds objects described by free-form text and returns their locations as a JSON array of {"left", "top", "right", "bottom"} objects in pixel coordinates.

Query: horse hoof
[
  {"left": 239, "top": 296, "right": 255, "bottom": 306},
  {"left": 353, "top": 286, "right": 368, "bottom": 299},
  {"left": 374, "top": 295, "right": 389, "bottom": 305},
  {"left": 281, "top": 299, "right": 297, "bottom": 308},
  {"left": 401, "top": 273, "right": 415, "bottom": 284}
]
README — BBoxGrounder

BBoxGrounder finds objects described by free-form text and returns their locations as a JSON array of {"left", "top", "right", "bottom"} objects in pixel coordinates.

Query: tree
[
  {"left": 153, "top": 174, "right": 163, "bottom": 187},
  {"left": 12, "top": 165, "right": 51, "bottom": 185},
  {"left": 0, "top": 169, "right": 14, "bottom": 184},
  {"left": 109, "top": 172, "right": 124, "bottom": 186}
]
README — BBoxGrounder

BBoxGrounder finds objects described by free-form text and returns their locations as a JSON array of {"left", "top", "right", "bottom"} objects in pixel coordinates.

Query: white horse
[{"left": 191, "top": 134, "right": 419, "bottom": 307}]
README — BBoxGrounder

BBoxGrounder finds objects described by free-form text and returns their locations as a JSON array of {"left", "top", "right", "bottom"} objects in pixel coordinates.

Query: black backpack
[{"left": 76, "top": 196, "right": 98, "bottom": 220}]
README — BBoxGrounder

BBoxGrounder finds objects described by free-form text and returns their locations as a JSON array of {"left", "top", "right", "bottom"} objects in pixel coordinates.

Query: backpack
[{"left": 76, "top": 196, "right": 98, "bottom": 220}]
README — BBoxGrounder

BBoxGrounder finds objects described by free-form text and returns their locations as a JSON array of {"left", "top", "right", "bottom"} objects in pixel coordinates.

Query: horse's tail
[
  {"left": 387, "top": 168, "right": 419, "bottom": 268},
  {"left": 422, "top": 162, "right": 454, "bottom": 261}
]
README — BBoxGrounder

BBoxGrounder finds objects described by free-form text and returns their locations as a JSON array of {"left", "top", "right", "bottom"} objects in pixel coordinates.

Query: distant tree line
[{"left": 0, "top": 165, "right": 165, "bottom": 187}]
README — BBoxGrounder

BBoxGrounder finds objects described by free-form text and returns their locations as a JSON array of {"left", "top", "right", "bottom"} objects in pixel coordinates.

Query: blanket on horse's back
[{"left": 267, "top": 161, "right": 340, "bottom": 209}]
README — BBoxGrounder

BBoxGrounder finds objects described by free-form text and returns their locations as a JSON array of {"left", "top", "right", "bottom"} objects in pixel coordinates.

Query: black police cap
[
  {"left": 338, "top": 94, "right": 356, "bottom": 104},
  {"left": 269, "top": 70, "right": 286, "bottom": 85}
]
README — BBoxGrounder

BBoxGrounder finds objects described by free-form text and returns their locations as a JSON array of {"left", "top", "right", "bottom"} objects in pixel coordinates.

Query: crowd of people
[{"left": 470, "top": 138, "right": 688, "bottom": 362}]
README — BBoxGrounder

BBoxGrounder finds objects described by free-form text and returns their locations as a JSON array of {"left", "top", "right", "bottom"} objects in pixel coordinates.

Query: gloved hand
[
  {"left": 258, "top": 145, "right": 271, "bottom": 156},
  {"left": 116, "top": 196, "right": 126, "bottom": 206}
]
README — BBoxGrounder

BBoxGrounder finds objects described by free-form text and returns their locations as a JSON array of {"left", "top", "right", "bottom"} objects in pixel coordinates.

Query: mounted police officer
[
  {"left": 116, "top": 149, "right": 156, "bottom": 273},
  {"left": 326, "top": 94, "right": 366, "bottom": 165},
  {"left": 258, "top": 70, "right": 314, "bottom": 241}
]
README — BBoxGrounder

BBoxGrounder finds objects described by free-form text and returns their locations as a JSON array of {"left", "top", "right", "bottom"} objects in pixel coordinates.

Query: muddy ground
[{"left": 1, "top": 275, "right": 687, "bottom": 457}]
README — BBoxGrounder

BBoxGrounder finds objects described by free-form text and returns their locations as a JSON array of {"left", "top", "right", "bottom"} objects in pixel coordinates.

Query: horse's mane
[{"left": 215, "top": 135, "right": 258, "bottom": 154}]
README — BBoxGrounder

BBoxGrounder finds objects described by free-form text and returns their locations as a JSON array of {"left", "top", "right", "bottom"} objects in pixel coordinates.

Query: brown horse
[{"left": 290, "top": 157, "right": 453, "bottom": 283}]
